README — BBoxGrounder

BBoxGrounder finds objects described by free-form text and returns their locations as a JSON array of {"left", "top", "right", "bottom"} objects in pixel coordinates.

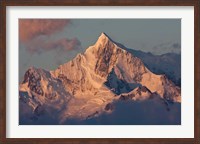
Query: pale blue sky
[{"left": 19, "top": 19, "right": 181, "bottom": 81}]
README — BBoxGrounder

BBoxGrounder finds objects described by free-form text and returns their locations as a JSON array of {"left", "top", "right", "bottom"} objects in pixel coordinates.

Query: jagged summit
[
  {"left": 98, "top": 32, "right": 114, "bottom": 42},
  {"left": 99, "top": 32, "right": 108, "bottom": 38},
  {"left": 98, "top": 32, "right": 127, "bottom": 48},
  {"left": 85, "top": 32, "right": 126, "bottom": 57},
  {"left": 93, "top": 33, "right": 129, "bottom": 55},
  {"left": 95, "top": 32, "right": 113, "bottom": 45}
]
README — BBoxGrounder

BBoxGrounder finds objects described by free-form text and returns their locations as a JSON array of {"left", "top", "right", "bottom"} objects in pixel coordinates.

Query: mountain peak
[
  {"left": 97, "top": 32, "right": 112, "bottom": 43},
  {"left": 96, "top": 32, "right": 127, "bottom": 50},
  {"left": 84, "top": 32, "right": 127, "bottom": 58},
  {"left": 99, "top": 32, "right": 109, "bottom": 38}
]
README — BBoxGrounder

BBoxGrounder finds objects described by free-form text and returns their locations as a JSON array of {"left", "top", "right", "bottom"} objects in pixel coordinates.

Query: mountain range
[{"left": 19, "top": 33, "right": 181, "bottom": 125}]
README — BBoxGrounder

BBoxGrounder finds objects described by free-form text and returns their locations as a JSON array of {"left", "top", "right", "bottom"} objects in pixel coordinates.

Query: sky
[{"left": 19, "top": 19, "right": 181, "bottom": 82}]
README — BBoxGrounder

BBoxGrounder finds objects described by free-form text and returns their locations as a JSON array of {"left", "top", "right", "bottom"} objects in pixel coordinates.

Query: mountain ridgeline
[{"left": 19, "top": 33, "right": 181, "bottom": 125}]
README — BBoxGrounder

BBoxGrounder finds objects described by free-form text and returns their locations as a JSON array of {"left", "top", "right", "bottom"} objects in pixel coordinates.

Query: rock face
[{"left": 19, "top": 32, "right": 181, "bottom": 124}]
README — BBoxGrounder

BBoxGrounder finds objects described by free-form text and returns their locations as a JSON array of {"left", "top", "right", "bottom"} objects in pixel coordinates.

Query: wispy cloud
[
  {"left": 19, "top": 19, "right": 71, "bottom": 42},
  {"left": 19, "top": 19, "right": 82, "bottom": 55},
  {"left": 27, "top": 37, "right": 82, "bottom": 54},
  {"left": 172, "top": 43, "right": 181, "bottom": 49},
  {"left": 153, "top": 42, "right": 181, "bottom": 54}
]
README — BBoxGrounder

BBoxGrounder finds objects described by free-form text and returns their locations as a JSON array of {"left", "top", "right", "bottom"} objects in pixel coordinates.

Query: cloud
[
  {"left": 172, "top": 43, "right": 181, "bottom": 49},
  {"left": 152, "top": 42, "right": 181, "bottom": 54},
  {"left": 19, "top": 19, "right": 82, "bottom": 55},
  {"left": 19, "top": 19, "right": 71, "bottom": 42},
  {"left": 47, "top": 38, "right": 82, "bottom": 51},
  {"left": 27, "top": 37, "right": 82, "bottom": 54}
]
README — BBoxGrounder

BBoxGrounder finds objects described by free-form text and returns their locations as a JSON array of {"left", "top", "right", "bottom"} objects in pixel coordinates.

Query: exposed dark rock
[
  {"left": 95, "top": 41, "right": 116, "bottom": 77},
  {"left": 23, "top": 68, "right": 44, "bottom": 96},
  {"left": 119, "top": 95, "right": 130, "bottom": 101},
  {"left": 105, "top": 103, "right": 114, "bottom": 111},
  {"left": 87, "top": 111, "right": 99, "bottom": 119},
  {"left": 45, "top": 92, "right": 57, "bottom": 100},
  {"left": 34, "top": 104, "right": 45, "bottom": 116},
  {"left": 139, "top": 86, "right": 152, "bottom": 93}
]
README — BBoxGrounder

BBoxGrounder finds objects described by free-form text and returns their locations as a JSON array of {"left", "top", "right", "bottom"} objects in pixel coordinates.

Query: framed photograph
[{"left": 0, "top": 0, "right": 199, "bottom": 143}]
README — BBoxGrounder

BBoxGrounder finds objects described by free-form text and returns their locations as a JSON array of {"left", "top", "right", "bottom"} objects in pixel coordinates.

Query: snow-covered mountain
[
  {"left": 19, "top": 33, "right": 181, "bottom": 124},
  {"left": 124, "top": 49, "right": 181, "bottom": 86}
]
